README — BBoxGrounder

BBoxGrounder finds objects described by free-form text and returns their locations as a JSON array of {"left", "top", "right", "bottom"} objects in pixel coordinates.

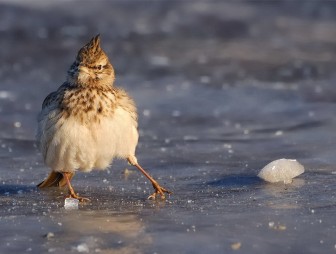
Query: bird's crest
[{"left": 77, "top": 34, "right": 103, "bottom": 63}]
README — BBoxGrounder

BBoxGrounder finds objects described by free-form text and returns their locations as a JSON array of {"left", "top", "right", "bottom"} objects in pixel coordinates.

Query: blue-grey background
[{"left": 0, "top": 1, "right": 336, "bottom": 253}]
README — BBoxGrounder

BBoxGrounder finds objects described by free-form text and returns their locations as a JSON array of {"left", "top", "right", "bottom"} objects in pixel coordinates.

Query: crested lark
[{"left": 37, "top": 35, "right": 171, "bottom": 201}]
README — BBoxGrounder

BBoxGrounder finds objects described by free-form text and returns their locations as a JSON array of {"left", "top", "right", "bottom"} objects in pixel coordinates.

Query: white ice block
[
  {"left": 258, "top": 158, "right": 305, "bottom": 183},
  {"left": 64, "top": 198, "right": 79, "bottom": 210}
]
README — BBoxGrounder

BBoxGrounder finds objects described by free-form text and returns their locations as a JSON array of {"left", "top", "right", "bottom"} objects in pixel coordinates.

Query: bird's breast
[{"left": 61, "top": 87, "right": 116, "bottom": 124}]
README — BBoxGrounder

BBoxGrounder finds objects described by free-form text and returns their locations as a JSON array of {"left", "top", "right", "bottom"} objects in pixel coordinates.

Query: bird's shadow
[
  {"left": 0, "top": 184, "right": 38, "bottom": 195},
  {"left": 207, "top": 175, "right": 263, "bottom": 189}
]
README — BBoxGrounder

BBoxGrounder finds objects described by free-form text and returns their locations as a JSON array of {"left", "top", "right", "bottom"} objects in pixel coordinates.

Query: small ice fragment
[
  {"left": 274, "top": 130, "right": 283, "bottom": 136},
  {"left": 64, "top": 198, "right": 79, "bottom": 210},
  {"left": 278, "top": 225, "right": 287, "bottom": 231},
  {"left": 231, "top": 242, "right": 242, "bottom": 250},
  {"left": 14, "top": 122, "right": 21, "bottom": 128},
  {"left": 76, "top": 243, "right": 89, "bottom": 253},
  {"left": 45, "top": 232, "right": 54, "bottom": 239},
  {"left": 223, "top": 143, "right": 232, "bottom": 149},
  {"left": 258, "top": 158, "right": 304, "bottom": 183}
]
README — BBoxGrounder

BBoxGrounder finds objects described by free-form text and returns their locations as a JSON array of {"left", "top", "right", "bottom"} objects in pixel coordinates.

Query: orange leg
[
  {"left": 63, "top": 172, "right": 90, "bottom": 202},
  {"left": 128, "top": 157, "right": 172, "bottom": 200}
]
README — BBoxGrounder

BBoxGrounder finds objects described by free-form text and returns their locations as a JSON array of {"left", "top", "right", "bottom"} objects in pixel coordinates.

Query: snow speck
[
  {"left": 143, "top": 109, "right": 151, "bottom": 117},
  {"left": 14, "top": 121, "right": 21, "bottom": 128},
  {"left": 0, "top": 91, "right": 14, "bottom": 100},
  {"left": 274, "top": 130, "right": 283, "bottom": 136}
]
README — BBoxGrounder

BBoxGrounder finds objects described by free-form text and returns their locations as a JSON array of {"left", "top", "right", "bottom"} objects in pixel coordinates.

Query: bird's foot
[
  {"left": 67, "top": 193, "right": 90, "bottom": 203},
  {"left": 148, "top": 182, "right": 172, "bottom": 200}
]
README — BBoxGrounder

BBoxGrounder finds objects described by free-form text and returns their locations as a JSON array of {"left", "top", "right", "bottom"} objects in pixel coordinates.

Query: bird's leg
[
  {"left": 128, "top": 156, "right": 172, "bottom": 200},
  {"left": 62, "top": 172, "right": 90, "bottom": 202}
]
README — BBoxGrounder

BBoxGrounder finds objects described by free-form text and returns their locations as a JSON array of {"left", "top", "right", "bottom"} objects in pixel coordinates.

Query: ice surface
[
  {"left": 0, "top": 1, "right": 336, "bottom": 254},
  {"left": 258, "top": 159, "right": 305, "bottom": 183},
  {"left": 64, "top": 198, "right": 79, "bottom": 210}
]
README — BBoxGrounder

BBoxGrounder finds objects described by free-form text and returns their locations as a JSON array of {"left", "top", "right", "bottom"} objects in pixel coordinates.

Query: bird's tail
[{"left": 37, "top": 171, "right": 74, "bottom": 188}]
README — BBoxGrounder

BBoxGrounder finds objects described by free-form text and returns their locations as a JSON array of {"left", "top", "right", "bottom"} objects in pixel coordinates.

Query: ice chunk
[
  {"left": 231, "top": 242, "right": 242, "bottom": 250},
  {"left": 64, "top": 198, "right": 79, "bottom": 210},
  {"left": 45, "top": 232, "right": 54, "bottom": 240},
  {"left": 75, "top": 243, "right": 89, "bottom": 253},
  {"left": 258, "top": 158, "right": 304, "bottom": 183}
]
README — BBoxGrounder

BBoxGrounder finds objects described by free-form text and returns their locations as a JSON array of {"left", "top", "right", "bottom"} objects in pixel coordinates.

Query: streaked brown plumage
[{"left": 37, "top": 35, "right": 171, "bottom": 201}]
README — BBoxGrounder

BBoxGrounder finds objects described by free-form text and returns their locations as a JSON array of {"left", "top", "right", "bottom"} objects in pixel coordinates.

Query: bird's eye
[{"left": 96, "top": 65, "right": 102, "bottom": 70}]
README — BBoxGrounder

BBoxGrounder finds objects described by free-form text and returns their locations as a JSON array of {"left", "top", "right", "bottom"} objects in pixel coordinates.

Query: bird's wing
[
  {"left": 41, "top": 82, "right": 69, "bottom": 109},
  {"left": 114, "top": 87, "right": 138, "bottom": 122},
  {"left": 42, "top": 91, "right": 58, "bottom": 109}
]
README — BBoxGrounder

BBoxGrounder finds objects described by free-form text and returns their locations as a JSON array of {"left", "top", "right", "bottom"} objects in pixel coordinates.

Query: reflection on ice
[{"left": 45, "top": 211, "right": 151, "bottom": 253}]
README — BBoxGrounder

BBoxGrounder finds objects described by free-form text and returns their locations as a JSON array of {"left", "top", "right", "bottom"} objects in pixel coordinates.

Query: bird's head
[{"left": 67, "top": 35, "right": 115, "bottom": 87}]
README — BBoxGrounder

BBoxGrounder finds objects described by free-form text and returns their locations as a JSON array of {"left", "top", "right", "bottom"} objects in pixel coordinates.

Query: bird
[{"left": 36, "top": 35, "right": 171, "bottom": 202}]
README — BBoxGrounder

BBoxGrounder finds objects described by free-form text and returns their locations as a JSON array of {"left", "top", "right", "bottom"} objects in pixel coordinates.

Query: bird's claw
[
  {"left": 147, "top": 184, "right": 172, "bottom": 200},
  {"left": 67, "top": 194, "right": 90, "bottom": 203}
]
